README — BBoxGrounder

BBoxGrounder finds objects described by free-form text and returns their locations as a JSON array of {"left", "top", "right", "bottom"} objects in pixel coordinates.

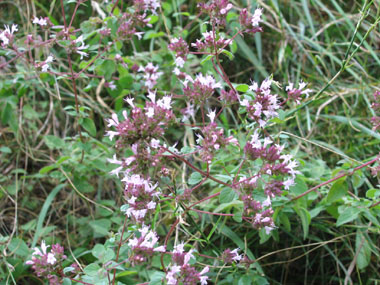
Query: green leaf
[
  {"left": 56, "top": 156, "right": 71, "bottom": 165},
  {"left": 83, "top": 263, "right": 101, "bottom": 276},
  {"left": 200, "top": 54, "right": 214, "bottom": 65},
  {"left": 89, "top": 219, "right": 111, "bottom": 237},
  {"left": 188, "top": 172, "right": 202, "bottom": 185},
  {"left": 366, "top": 188, "right": 380, "bottom": 199},
  {"left": 279, "top": 213, "right": 291, "bottom": 232},
  {"left": 73, "top": 176, "right": 94, "bottom": 193},
  {"left": 32, "top": 184, "right": 66, "bottom": 247},
  {"left": 220, "top": 49, "right": 234, "bottom": 60},
  {"left": 238, "top": 275, "right": 252, "bottom": 285},
  {"left": 235, "top": 84, "right": 249, "bottom": 92},
  {"left": 120, "top": 75, "right": 133, "bottom": 89},
  {"left": 8, "top": 238, "right": 29, "bottom": 257},
  {"left": 289, "top": 176, "right": 308, "bottom": 196},
  {"left": 219, "top": 188, "right": 238, "bottom": 204},
  {"left": 0, "top": 146, "right": 11, "bottom": 153},
  {"left": 39, "top": 164, "right": 57, "bottom": 174},
  {"left": 92, "top": 244, "right": 105, "bottom": 259},
  {"left": 294, "top": 206, "right": 311, "bottom": 239},
  {"left": 44, "top": 135, "right": 65, "bottom": 149},
  {"left": 326, "top": 178, "right": 348, "bottom": 203},
  {"left": 180, "top": 146, "right": 194, "bottom": 154},
  {"left": 62, "top": 278, "right": 72, "bottom": 285},
  {"left": 149, "top": 271, "right": 166, "bottom": 285},
  {"left": 356, "top": 231, "right": 371, "bottom": 270},
  {"left": 81, "top": 118, "right": 96, "bottom": 136},
  {"left": 101, "top": 60, "right": 116, "bottom": 80},
  {"left": 92, "top": 244, "right": 115, "bottom": 263},
  {"left": 336, "top": 207, "right": 361, "bottom": 227},
  {"left": 143, "top": 31, "right": 165, "bottom": 39}
]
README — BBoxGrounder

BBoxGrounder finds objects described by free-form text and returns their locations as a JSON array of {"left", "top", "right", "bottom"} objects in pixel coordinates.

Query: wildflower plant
[{"left": 1, "top": 0, "right": 380, "bottom": 284}]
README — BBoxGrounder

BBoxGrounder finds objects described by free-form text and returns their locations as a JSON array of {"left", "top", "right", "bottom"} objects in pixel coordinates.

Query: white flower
[
  {"left": 108, "top": 81, "right": 116, "bottom": 90},
  {"left": 147, "top": 90, "right": 156, "bottom": 103},
  {"left": 47, "top": 253, "right": 56, "bottom": 265},
  {"left": 146, "top": 107, "right": 155, "bottom": 118},
  {"left": 106, "top": 131, "right": 119, "bottom": 141},
  {"left": 127, "top": 196, "right": 137, "bottom": 205},
  {"left": 261, "top": 77, "right": 272, "bottom": 90},
  {"left": 231, "top": 248, "right": 242, "bottom": 261},
  {"left": 147, "top": 201, "right": 156, "bottom": 209},
  {"left": 157, "top": 95, "right": 172, "bottom": 110},
  {"left": 45, "top": 56, "right": 54, "bottom": 63},
  {"left": 262, "top": 196, "right": 271, "bottom": 207},
  {"left": 283, "top": 178, "right": 295, "bottom": 190},
  {"left": 251, "top": 8, "right": 263, "bottom": 27},
  {"left": 264, "top": 226, "right": 274, "bottom": 234},
  {"left": 173, "top": 242, "right": 185, "bottom": 254},
  {"left": 0, "top": 24, "right": 18, "bottom": 47},
  {"left": 77, "top": 50, "right": 88, "bottom": 60},
  {"left": 5, "top": 24, "right": 18, "bottom": 35},
  {"left": 173, "top": 67, "right": 181, "bottom": 76},
  {"left": 175, "top": 57, "right": 185, "bottom": 68},
  {"left": 150, "top": 139, "right": 160, "bottom": 149},
  {"left": 154, "top": 245, "right": 166, "bottom": 252},
  {"left": 135, "top": 32, "right": 144, "bottom": 40},
  {"left": 263, "top": 137, "right": 272, "bottom": 147},
  {"left": 207, "top": 109, "right": 216, "bottom": 122},
  {"left": 32, "top": 17, "right": 47, "bottom": 26},
  {"left": 183, "top": 249, "right": 194, "bottom": 265},
  {"left": 41, "top": 55, "right": 54, "bottom": 72},
  {"left": 125, "top": 97, "right": 135, "bottom": 108},
  {"left": 196, "top": 74, "right": 221, "bottom": 89},
  {"left": 220, "top": 3, "right": 233, "bottom": 14},
  {"left": 199, "top": 266, "right": 209, "bottom": 285},
  {"left": 249, "top": 81, "right": 258, "bottom": 91},
  {"left": 107, "top": 154, "right": 122, "bottom": 165}
]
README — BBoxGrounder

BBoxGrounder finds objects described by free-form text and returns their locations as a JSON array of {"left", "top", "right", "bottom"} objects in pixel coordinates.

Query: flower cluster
[
  {"left": 26, "top": 241, "right": 66, "bottom": 285},
  {"left": 121, "top": 174, "right": 160, "bottom": 222},
  {"left": 244, "top": 130, "right": 299, "bottom": 191},
  {"left": 219, "top": 89, "right": 239, "bottom": 103},
  {"left": 128, "top": 225, "right": 166, "bottom": 264},
  {"left": 32, "top": 16, "right": 53, "bottom": 28},
  {"left": 242, "top": 195, "right": 275, "bottom": 233},
  {"left": 241, "top": 129, "right": 299, "bottom": 233},
  {"left": 133, "top": 0, "right": 161, "bottom": 15},
  {"left": 239, "top": 8, "right": 264, "bottom": 34},
  {"left": 285, "top": 81, "right": 312, "bottom": 104},
  {"left": 72, "top": 35, "right": 89, "bottom": 60},
  {"left": 196, "top": 111, "right": 238, "bottom": 162},
  {"left": 183, "top": 73, "right": 221, "bottom": 103},
  {"left": 116, "top": 1, "right": 158, "bottom": 41},
  {"left": 169, "top": 37, "right": 189, "bottom": 64},
  {"left": 106, "top": 93, "right": 175, "bottom": 145},
  {"left": 241, "top": 77, "right": 280, "bottom": 127},
  {"left": 220, "top": 248, "right": 242, "bottom": 264},
  {"left": 191, "top": 31, "right": 230, "bottom": 52},
  {"left": 38, "top": 55, "right": 54, "bottom": 73},
  {"left": 138, "top": 62, "right": 164, "bottom": 90},
  {"left": 166, "top": 242, "right": 209, "bottom": 285},
  {"left": 0, "top": 24, "right": 18, "bottom": 47},
  {"left": 198, "top": 0, "right": 233, "bottom": 26},
  {"left": 169, "top": 37, "right": 189, "bottom": 75}
]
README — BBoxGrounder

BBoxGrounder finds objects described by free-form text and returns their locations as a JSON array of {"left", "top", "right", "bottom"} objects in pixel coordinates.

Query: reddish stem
[{"left": 112, "top": 215, "right": 128, "bottom": 285}]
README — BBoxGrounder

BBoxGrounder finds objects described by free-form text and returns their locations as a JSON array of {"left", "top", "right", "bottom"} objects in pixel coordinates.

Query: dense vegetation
[{"left": 0, "top": 0, "right": 379, "bottom": 284}]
